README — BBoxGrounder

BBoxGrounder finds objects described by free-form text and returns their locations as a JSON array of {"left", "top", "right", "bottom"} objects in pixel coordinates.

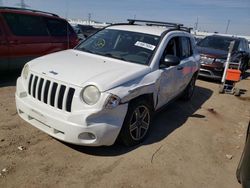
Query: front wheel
[{"left": 119, "top": 100, "right": 152, "bottom": 146}]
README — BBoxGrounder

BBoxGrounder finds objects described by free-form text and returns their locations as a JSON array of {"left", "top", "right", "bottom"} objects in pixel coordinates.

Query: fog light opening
[
  {"left": 19, "top": 92, "right": 27, "bottom": 98},
  {"left": 78, "top": 132, "right": 96, "bottom": 140}
]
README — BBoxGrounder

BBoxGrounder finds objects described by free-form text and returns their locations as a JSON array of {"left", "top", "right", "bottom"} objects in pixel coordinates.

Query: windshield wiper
[
  {"left": 102, "top": 53, "right": 128, "bottom": 62},
  {"left": 79, "top": 47, "right": 94, "bottom": 54}
]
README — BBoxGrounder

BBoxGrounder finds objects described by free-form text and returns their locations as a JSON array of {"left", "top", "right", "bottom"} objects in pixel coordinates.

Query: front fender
[{"left": 107, "top": 70, "right": 162, "bottom": 109}]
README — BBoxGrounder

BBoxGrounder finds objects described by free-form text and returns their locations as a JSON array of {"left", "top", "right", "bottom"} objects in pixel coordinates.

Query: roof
[
  {"left": 107, "top": 25, "right": 171, "bottom": 36},
  {"left": 106, "top": 19, "right": 191, "bottom": 36},
  {"left": 0, "top": 7, "right": 59, "bottom": 18}
]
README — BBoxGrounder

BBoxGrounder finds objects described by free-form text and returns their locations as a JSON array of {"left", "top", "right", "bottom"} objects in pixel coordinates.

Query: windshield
[
  {"left": 76, "top": 29, "right": 160, "bottom": 65},
  {"left": 197, "top": 36, "right": 238, "bottom": 51}
]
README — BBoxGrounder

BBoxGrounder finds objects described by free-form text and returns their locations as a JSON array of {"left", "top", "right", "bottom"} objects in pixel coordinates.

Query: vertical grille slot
[
  {"left": 32, "top": 76, "right": 38, "bottom": 98},
  {"left": 37, "top": 78, "right": 44, "bottom": 101},
  {"left": 57, "top": 85, "right": 66, "bottom": 110},
  {"left": 66, "top": 88, "right": 75, "bottom": 112},
  {"left": 43, "top": 80, "right": 51, "bottom": 104},
  {"left": 28, "top": 74, "right": 33, "bottom": 95},
  {"left": 50, "top": 83, "right": 58, "bottom": 107},
  {"left": 27, "top": 74, "right": 75, "bottom": 112}
]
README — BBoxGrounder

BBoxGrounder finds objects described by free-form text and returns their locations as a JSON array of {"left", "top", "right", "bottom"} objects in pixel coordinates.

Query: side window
[
  {"left": 162, "top": 37, "right": 180, "bottom": 57},
  {"left": 159, "top": 37, "right": 180, "bottom": 68},
  {"left": 244, "top": 40, "right": 249, "bottom": 51},
  {"left": 238, "top": 41, "right": 244, "bottom": 51},
  {"left": 44, "top": 18, "right": 72, "bottom": 37},
  {"left": 180, "top": 37, "right": 192, "bottom": 59},
  {"left": 3, "top": 13, "right": 48, "bottom": 36}
]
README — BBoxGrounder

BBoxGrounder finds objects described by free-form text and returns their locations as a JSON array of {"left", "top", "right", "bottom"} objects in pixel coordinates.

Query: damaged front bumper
[{"left": 15, "top": 77, "right": 128, "bottom": 146}]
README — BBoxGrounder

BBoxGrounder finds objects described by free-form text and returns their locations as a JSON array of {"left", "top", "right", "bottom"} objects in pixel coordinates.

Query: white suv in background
[{"left": 16, "top": 19, "right": 200, "bottom": 146}]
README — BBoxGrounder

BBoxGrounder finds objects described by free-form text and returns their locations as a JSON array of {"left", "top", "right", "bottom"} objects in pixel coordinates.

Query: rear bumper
[{"left": 15, "top": 77, "right": 128, "bottom": 146}]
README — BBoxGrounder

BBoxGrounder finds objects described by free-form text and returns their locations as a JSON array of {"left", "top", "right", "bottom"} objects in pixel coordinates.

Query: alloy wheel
[{"left": 129, "top": 105, "right": 150, "bottom": 141}]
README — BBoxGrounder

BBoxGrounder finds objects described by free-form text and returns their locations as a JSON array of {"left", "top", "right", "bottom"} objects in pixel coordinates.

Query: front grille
[{"left": 28, "top": 74, "right": 75, "bottom": 112}]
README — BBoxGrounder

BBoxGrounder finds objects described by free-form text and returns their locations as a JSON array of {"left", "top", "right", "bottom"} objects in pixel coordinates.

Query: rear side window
[
  {"left": 3, "top": 13, "right": 49, "bottom": 36},
  {"left": 238, "top": 41, "right": 244, "bottom": 51},
  {"left": 180, "top": 37, "right": 192, "bottom": 59},
  {"left": 44, "top": 18, "right": 72, "bottom": 37},
  {"left": 244, "top": 40, "right": 249, "bottom": 51}
]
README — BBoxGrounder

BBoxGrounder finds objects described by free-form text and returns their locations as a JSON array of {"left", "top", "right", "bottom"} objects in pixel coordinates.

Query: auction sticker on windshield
[{"left": 135, "top": 41, "right": 156, "bottom": 51}]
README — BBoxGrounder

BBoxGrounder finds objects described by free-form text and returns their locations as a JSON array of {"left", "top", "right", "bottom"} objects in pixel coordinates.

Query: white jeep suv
[{"left": 16, "top": 19, "right": 200, "bottom": 146}]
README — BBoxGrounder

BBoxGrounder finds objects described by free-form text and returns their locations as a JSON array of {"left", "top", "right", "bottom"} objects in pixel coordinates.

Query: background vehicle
[
  {"left": 237, "top": 121, "right": 250, "bottom": 188},
  {"left": 197, "top": 35, "right": 249, "bottom": 79},
  {"left": 71, "top": 24, "right": 102, "bottom": 42},
  {"left": 77, "top": 24, "right": 102, "bottom": 38},
  {"left": 15, "top": 19, "right": 200, "bottom": 147},
  {"left": 0, "top": 7, "right": 78, "bottom": 71}
]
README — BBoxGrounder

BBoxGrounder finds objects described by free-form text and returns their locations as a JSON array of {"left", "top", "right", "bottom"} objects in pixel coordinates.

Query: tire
[
  {"left": 240, "top": 59, "right": 248, "bottom": 79},
  {"left": 181, "top": 76, "right": 196, "bottom": 101},
  {"left": 119, "top": 100, "right": 152, "bottom": 146}
]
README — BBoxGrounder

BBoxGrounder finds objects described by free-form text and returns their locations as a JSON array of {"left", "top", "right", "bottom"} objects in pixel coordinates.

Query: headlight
[
  {"left": 215, "top": 59, "right": 226, "bottom": 64},
  {"left": 105, "top": 95, "right": 121, "bottom": 109},
  {"left": 81, "top": 85, "right": 100, "bottom": 105},
  {"left": 22, "top": 64, "right": 29, "bottom": 80}
]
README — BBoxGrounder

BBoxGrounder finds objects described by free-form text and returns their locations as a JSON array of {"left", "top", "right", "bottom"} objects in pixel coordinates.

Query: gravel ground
[{"left": 0, "top": 71, "right": 249, "bottom": 188}]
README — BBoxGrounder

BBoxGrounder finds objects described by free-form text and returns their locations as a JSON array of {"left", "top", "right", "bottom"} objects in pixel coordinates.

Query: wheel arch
[{"left": 128, "top": 93, "right": 155, "bottom": 111}]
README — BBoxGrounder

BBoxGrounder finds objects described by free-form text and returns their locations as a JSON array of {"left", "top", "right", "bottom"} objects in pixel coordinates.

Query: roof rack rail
[
  {"left": 127, "top": 19, "right": 192, "bottom": 33},
  {"left": 128, "top": 19, "right": 183, "bottom": 27},
  {"left": 180, "top": 26, "right": 193, "bottom": 33},
  {"left": 0, "top": 7, "right": 59, "bottom": 17}
]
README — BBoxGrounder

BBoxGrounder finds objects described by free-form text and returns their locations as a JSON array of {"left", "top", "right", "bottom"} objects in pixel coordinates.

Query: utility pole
[
  {"left": 225, "top": 19, "right": 230, "bottom": 34},
  {"left": 88, "top": 13, "right": 91, "bottom": 25},
  {"left": 194, "top": 17, "right": 199, "bottom": 31},
  {"left": 16, "top": 0, "right": 29, "bottom": 9}
]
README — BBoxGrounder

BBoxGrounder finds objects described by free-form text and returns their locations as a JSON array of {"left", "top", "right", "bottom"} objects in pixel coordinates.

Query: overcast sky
[{"left": 1, "top": 0, "right": 250, "bottom": 35}]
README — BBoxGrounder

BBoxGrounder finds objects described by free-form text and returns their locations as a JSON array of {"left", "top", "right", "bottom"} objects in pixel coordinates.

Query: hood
[
  {"left": 28, "top": 50, "right": 151, "bottom": 92},
  {"left": 197, "top": 46, "right": 228, "bottom": 59}
]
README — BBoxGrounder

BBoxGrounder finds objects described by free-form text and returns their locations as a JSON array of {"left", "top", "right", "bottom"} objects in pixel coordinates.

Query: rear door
[
  {"left": 178, "top": 36, "right": 196, "bottom": 91},
  {"left": 0, "top": 14, "right": 9, "bottom": 71},
  {"left": 2, "top": 12, "right": 52, "bottom": 70}
]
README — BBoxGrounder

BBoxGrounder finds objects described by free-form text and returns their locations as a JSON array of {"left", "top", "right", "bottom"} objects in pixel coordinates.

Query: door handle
[{"left": 177, "top": 66, "right": 183, "bottom": 70}]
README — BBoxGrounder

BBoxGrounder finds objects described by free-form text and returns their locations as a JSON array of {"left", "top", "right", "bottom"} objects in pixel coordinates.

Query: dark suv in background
[
  {"left": 0, "top": 7, "right": 78, "bottom": 71},
  {"left": 197, "top": 35, "right": 249, "bottom": 79}
]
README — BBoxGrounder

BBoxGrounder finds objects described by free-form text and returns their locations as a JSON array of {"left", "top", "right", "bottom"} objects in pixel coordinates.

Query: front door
[{"left": 156, "top": 36, "right": 183, "bottom": 109}]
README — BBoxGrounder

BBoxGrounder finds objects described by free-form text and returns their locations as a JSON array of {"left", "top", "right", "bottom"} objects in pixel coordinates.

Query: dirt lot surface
[{"left": 0, "top": 71, "right": 250, "bottom": 188}]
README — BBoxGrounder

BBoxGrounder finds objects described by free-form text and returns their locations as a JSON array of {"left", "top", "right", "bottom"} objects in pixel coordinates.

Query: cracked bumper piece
[{"left": 15, "top": 78, "right": 128, "bottom": 146}]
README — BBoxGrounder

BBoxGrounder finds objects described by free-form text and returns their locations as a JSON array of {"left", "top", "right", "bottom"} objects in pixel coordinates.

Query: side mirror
[{"left": 161, "top": 55, "right": 180, "bottom": 68}]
